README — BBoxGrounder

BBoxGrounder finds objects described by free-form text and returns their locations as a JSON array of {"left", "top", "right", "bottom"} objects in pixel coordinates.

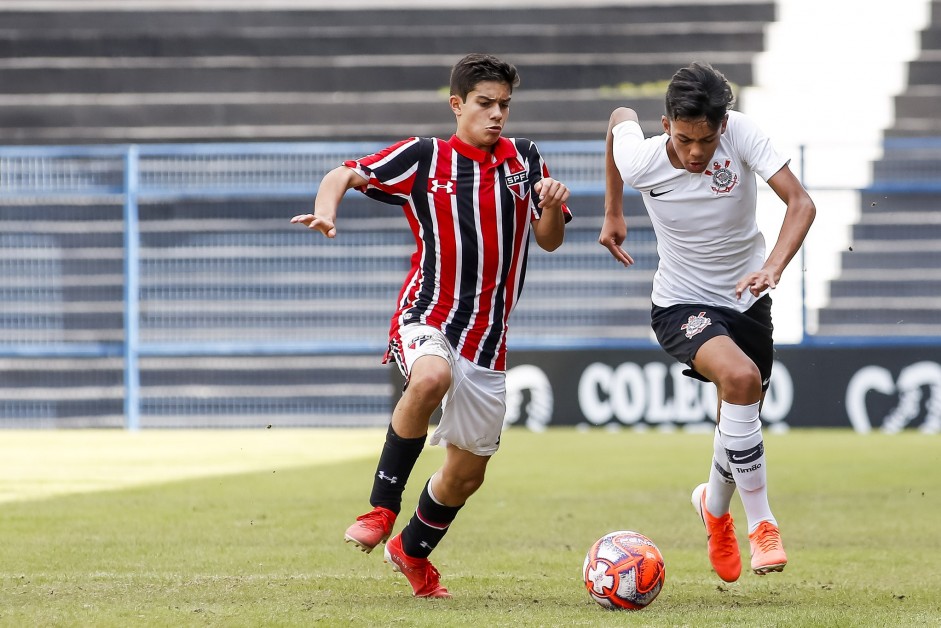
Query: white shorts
[{"left": 395, "top": 324, "right": 507, "bottom": 457}]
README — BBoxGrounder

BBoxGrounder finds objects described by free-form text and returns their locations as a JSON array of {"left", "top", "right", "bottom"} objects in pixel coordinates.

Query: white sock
[
  {"left": 718, "top": 400, "right": 776, "bottom": 533},
  {"left": 739, "top": 487, "right": 777, "bottom": 533},
  {"left": 705, "top": 426, "right": 736, "bottom": 517}
]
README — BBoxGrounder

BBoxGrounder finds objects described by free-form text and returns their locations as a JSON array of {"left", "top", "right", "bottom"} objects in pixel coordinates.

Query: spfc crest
[
  {"left": 504, "top": 168, "right": 530, "bottom": 201},
  {"left": 704, "top": 159, "right": 738, "bottom": 194}
]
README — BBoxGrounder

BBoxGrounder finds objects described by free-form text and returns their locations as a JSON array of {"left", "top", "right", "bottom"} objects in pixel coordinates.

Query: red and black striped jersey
[{"left": 344, "top": 134, "right": 572, "bottom": 371}]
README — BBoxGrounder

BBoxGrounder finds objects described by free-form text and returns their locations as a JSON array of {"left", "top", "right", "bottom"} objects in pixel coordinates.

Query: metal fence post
[
  {"left": 799, "top": 144, "right": 808, "bottom": 345},
  {"left": 123, "top": 145, "right": 141, "bottom": 430}
]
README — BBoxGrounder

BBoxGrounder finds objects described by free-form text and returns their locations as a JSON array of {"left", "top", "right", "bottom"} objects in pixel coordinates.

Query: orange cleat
[
  {"left": 749, "top": 521, "right": 788, "bottom": 575},
  {"left": 692, "top": 483, "right": 742, "bottom": 583},
  {"left": 344, "top": 506, "right": 396, "bottom": 554},
  {"left": 384, "top": 533, "right": 451, "bottom": 598}
]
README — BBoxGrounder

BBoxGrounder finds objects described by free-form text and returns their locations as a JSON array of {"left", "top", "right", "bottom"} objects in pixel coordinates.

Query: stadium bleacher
[
  {"left": 0, "top": 2, "right": 778, "bottom": 427},
  {"left": 0, "top": 5, "right": 770, "bottom": 144},
  {"left": 814, "top": 0, "right": 941, "bottom": 337}
]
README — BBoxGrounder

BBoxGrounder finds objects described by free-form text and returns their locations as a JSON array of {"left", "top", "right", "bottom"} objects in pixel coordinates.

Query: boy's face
[
  {"left": 450, "top": 80, "right": 512, "bottom": 151},
  {"left": 662, "top": 115, "right": 728, "bottom": 174}
]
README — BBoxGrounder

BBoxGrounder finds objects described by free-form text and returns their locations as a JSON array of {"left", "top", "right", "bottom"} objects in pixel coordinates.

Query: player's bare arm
[
  {"left": 531, "top": 177, "right": 569, "bottom": 251},
  {"left": 735, "top": 164, "right": 816, "bottom": 299},
  {"left": 290, "top": 166, "right": 368, "bottom": 238},
  {"left": 599, "top": 107, "right": 637, "bottom": 267}
]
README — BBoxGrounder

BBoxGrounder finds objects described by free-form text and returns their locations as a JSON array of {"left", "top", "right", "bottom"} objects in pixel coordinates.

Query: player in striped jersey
[{"left": 292, "top": 53, "right": 571, "bottom": 598}]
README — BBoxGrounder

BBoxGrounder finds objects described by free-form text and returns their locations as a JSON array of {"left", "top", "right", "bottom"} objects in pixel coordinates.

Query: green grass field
[{"left": 0, "top": 428, "right": 939, "bottom": 627}]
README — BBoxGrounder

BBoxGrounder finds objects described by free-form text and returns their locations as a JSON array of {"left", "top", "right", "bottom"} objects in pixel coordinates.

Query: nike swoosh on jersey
[{"left": 649, "top": 188, "right": 674, "bottom": 198}]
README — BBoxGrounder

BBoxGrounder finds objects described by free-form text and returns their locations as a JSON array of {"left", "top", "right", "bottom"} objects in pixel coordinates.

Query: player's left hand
[
  {"left": 736, "top": 269, "right": 778, "bottom": 299},
  {"left": 534, "top": 177, "right": 569, "bottom": 210}
]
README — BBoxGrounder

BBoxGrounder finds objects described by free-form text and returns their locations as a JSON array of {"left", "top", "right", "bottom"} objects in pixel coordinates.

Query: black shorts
[{"left": 650, "top": 296, "right": 774, "bottom": 389}]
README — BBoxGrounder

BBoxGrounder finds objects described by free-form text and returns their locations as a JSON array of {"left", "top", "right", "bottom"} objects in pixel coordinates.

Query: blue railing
[{"left": 0, "top": 141, "right": 621, "bottom": 428}]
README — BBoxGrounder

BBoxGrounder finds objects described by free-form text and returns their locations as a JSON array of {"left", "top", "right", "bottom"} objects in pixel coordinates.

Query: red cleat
[
  {"left": 383, "top": 533, "right": 451, "bottom": 598},
  {"left": 749, "top": 520, "right": 788, "bottom": 575},
  {"left": 344, "top": 506, "right": 395, "bottom": 554},
  {"left": 692, "top": 483, "right": 742, "bottom": 582}
]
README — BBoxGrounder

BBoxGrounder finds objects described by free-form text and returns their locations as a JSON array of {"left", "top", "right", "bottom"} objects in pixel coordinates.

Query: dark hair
[
  {"left": 664, "top": 62, "right": 735, "bottom": 128},
  {"left": 450, "top": 53, "right": 520, "bottom": 100}
]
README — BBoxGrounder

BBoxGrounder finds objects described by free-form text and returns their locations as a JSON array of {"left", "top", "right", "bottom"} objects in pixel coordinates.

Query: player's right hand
[
  {"left": 291, "top": 213, "right": 336, "bottom": 238},
  {"left": 598, "top": 215, "right": 634, "bottom": 267}
]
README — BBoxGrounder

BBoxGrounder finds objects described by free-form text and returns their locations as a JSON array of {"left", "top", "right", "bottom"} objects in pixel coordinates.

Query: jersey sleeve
[
  {"left": 343, "top": 137, "right": 424, "bottom": 206},
  {"left": 728, "top": 111, "right": 790, "bottom": 182},
  {"left": 611, "top": 120, "right": 650, "bottom": 187},
  {"left": 525, "top": 140, "right": 573, "bottom": 223}
]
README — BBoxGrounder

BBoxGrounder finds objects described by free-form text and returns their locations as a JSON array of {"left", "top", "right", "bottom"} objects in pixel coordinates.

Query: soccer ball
[{"left": 583, "top": 530, "right": 665, "bottom": 610}]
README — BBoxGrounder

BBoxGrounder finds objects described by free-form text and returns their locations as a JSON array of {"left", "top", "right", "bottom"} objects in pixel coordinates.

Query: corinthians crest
[
  {"left": 704, "top": 159, "right": 738, "bottom": 194},
  {"left": 681, "top": 312, "right": 712, "bottom": 339}
]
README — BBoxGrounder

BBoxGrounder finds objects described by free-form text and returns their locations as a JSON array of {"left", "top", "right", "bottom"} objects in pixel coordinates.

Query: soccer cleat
[
  {"left": 749, "top": 520, "right": 788, "bottom": 575},
  {"left": 384, "top": 533, "right": 451, "bottom": 598},
  {"left": 691, "top": 483, "right": 742, "bottom": 583},
  {"left": 344, "top": 506, "right": 396, "bottom": 553}
]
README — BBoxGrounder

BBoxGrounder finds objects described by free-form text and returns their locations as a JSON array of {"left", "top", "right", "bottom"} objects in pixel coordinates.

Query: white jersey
[{"left": 612, "top": 110, "right": 788, "bottom": 312}]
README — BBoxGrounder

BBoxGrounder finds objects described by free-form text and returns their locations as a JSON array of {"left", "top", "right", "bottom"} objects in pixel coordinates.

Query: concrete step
[
  {"left": 829, "top": 279, "right": 941, "bottom": 298},
  {"left": 852, "top": 223, "right": 941, "bottom": 240},
  {"left": 0, "top": 5, "right": 777, "bottom": 31},
  {"left": 0, "top": 204, "right": 122, "bottom": 222},
  {"left": 873, "top": 158, "right": 941, "bottom": 182},
  {"left": 0, "top": 91, "right": 666, "bottom": 137},
  {"left": 884, "top": 119, "right": 941, "bottom": 136},
  {"left": 0, "top": 120, "right": 620, "bottom": 144},
  {"left": 893, "top": 89, "right": 941, "bottom": 118},
  {"left": 140, "top": 354, "right": 391, "bottom": 386},
  {"left": 1, "top": 285, "right": 122, "bottom": 302},
  {"left": 905, "top": 55, "right": 941, "bottom": 85},
  {"left": 920, "top": 27, "right": 941, "bottom": 50},
  {"left": 860, "top": 191, "right": 941, "bottom": 210},
  {"left": 817, "top": 306, "right": 941, "bottom": 326},
  {"left": 133, "top": 277, "right": 655, "bottom": 303},
  {"left": 0, "top": 256, "right": 122, "bottom": 276},
  {"left": 0, "top": 5, "right": 770, "bottom": 145},
  {"left": 0, "top": 54, "right": 756, "bottom": 95},
  {"left": 814, "top": 322, "right": 941, "bottom": 337},
  {"left": 0, "top": 312, "right": 123, "bottom": 338},
  {"left": 0, "top": 22, "right": 766, "bottom": 58},
  {"left": 838, "top": 249, "right": 941, "bottom": 270},
  {"left": 0, "top": 354, "right": 393, "bottom": 427}
]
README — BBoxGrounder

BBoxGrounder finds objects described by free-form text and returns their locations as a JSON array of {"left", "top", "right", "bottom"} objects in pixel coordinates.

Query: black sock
[
  {"left": 368, "top": 424, "right": 425, "bottom": 515},
  {"left": 401, "top": 479, "right": 463, "bottom": 559}
]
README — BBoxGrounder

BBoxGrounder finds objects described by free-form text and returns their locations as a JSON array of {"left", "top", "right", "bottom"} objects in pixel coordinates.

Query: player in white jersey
[{"left": 600, "top": 63, "right": 816, "bottom": 582}]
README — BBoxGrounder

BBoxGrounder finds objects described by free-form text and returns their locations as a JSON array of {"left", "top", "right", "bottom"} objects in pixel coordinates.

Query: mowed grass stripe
[{"left": 0, "top": 428, "right": 385, "bottom": 503}]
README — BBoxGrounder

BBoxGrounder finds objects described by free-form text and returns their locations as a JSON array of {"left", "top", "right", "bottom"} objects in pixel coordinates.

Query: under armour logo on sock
[{"left": 378, "top": 471, "right": 398, "bottom": 484}]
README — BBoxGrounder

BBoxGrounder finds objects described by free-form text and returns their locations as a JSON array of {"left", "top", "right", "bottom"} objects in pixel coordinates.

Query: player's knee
[
  {"left": 718, "top": 363, "right": 762, "bottom": 400},
  {"left": 408, "top": 361, "right": 452, "bottom": 402}
]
